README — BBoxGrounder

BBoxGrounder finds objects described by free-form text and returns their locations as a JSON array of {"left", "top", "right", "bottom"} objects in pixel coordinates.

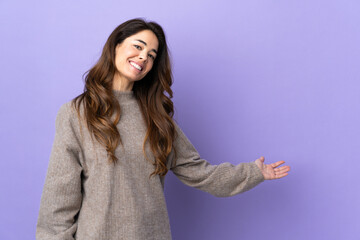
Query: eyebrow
[{"left": 135, "top": 39, "right": 158, "bottom": 54}]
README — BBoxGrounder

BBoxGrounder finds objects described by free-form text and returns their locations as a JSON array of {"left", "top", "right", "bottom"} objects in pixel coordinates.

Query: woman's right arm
[{"left": 36, "top": 102, "right": 83, "bottom": 240}]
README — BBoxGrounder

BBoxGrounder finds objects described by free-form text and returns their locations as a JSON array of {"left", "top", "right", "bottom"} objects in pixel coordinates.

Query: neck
[{"left": 112, "top": 74, "right": 134, "bottom": 92}]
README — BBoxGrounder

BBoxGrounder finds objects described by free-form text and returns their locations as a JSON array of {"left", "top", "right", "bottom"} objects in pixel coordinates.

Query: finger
[
  {"left": 275, "top": 172, "right": 289, "bottom": 179},
  {"left": 271, "top": 161, "right": 285, "bottom": 168},
  {"left": 274, "top": 168, "right": 290, "bottom": 177},
  {"left": 275, "top": 166, "right": 291, "bottom": 177},
  {"left": 274, "top": 166, "right": 290, "bottom": 173},
  {"left": 275, "top": 172, "right": 289, "bottom": 178},
  {"left": 255, "top": 157, "right": 265, "bottom": 165}
]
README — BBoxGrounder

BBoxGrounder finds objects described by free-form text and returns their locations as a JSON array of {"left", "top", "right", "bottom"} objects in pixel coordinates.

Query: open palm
[{"left": 254, "top": 156, "right": 290, "bottom": 180}]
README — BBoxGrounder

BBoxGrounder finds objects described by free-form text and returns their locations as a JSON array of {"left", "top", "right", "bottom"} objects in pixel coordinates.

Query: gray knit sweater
[{"left": 36, "top": 90, "right": 265, "bottom": 240}]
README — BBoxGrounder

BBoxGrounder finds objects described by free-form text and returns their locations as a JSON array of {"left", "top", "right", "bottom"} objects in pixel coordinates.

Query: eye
[
  {"left": 148, "top": 54, "right": 155, "bottom": 60},
  {"left": 134, "top": 45, "right": 142, "bottom": 50}
]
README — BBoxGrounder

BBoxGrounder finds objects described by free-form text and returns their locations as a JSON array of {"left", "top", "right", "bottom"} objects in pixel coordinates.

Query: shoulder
[
  {"left": 173, "top": 120, "right": 190, "bottom": 141},
  {"left": 54, "top": 99, "right": 86, "bottom": 133},
  {"left": 172, "top": 120, "right": 198, "bottom": 151},
  {"left": 57, "top": 98, "right": 85, "bottom": 121},
  {"left": 58, "top": 100, "right": 73, "bottom": 115},
  {"left": 53, "top": 99, "right": 88, "bottom": 148},
  {"left": 56, "top": 101, "right": 76, "bottom": 122}
]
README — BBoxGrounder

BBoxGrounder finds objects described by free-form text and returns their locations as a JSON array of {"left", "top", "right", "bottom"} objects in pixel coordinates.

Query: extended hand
[{"left": 254, "top": 156, "right": 290, "bottom": 180}]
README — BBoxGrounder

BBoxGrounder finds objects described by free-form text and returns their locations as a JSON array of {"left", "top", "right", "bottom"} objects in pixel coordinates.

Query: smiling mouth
[{"left": 129, "top": 61, "right": 143, "bottom": 71}]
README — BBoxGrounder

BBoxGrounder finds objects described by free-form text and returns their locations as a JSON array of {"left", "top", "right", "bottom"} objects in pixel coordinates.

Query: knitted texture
[{"left": 36, "top": 90, "right": 265, "bottom": 240}]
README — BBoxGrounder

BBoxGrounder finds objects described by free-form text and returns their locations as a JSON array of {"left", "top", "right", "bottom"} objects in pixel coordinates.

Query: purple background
[{"left": 1, "top": 0, "right": 359, "bottom": 239}]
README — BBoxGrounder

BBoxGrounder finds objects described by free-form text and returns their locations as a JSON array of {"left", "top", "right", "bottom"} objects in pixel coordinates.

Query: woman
[{"left": 36, "top": 18, "right": 290, "bottom": 240}]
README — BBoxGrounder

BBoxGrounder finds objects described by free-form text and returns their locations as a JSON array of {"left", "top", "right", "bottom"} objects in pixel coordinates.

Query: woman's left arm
[{"left": 168, "top": 122, "right": 290, "bottom": 197}]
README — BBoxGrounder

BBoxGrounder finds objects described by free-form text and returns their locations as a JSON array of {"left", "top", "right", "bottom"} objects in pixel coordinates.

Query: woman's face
[{"left": 114, "top": 30, "right": 159, "bottom": 85}]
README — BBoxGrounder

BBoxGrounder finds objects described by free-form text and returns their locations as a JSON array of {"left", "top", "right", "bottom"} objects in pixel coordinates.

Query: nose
[{"left": 138, "top": 52, "right": 148, "bottom": 62}]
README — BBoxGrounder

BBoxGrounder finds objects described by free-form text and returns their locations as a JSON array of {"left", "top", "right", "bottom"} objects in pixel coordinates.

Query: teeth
[{"left": 130, "top": 61, "right": 142, "bottom": 71}]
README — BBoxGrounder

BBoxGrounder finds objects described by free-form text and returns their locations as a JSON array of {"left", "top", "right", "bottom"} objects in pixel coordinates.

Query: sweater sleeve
[
  {"left": 169, "top": 122, "right": 265, "bottom": 197},
  {"left": 36, "top": 102, "right": 83, "bottom": 240}
]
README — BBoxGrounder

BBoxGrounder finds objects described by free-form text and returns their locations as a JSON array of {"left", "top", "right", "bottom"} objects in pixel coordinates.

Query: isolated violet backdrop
[{"left": 0, "top": 0, "right": 359, "bottom": 239}]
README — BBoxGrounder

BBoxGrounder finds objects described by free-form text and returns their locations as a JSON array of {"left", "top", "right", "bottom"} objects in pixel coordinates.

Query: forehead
[{"left": 127, "top": 30, "right": 159, "bottom": 50}]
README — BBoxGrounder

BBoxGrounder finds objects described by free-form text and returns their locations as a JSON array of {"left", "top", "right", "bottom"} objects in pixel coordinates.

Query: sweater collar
[{"left": 112, "top": 89, "right": 136, "bottom": 104}]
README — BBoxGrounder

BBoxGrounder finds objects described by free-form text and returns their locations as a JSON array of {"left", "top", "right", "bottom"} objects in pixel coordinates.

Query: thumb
[
  {"left": 254, "top": 156, "right": 265, "bottom": 169},
  {"left": 257, "top": 156, "right": 265, "bottom": 163}
]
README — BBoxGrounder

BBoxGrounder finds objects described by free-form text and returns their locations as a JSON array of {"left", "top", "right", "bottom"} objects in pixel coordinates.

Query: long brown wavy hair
[{"left": 71, "top": 18, "right": 177, "bottom": 177}]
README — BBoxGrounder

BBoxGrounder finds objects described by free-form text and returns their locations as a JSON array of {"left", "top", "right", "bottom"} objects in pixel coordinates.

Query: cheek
[
  {"left": 145, "top": 63, "right": 154, "bottom": 73},
  {"left": 114, "top": 57, "right": 123, "bottom": 71},
  {"left": 114, "top": 52, "right": 124, "bottom": 68},
  {"left": 124, "top": 46, "right": 137, "bottom": 57},
  {"left": 115, "top": 53, "right": 130, "bottom": 70},
  {"left": 116, "top": 47, "right": 135, "bottom": 62}
]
